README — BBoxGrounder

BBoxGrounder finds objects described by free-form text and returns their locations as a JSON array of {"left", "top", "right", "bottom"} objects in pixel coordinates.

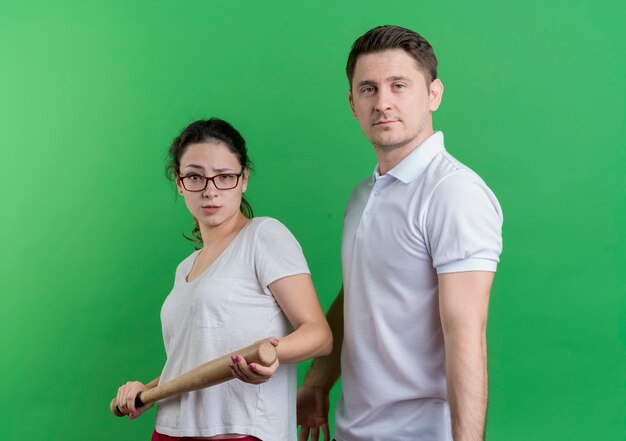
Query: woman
[{"left": 115, "top": 118, "right": 332, "bottom": 441}]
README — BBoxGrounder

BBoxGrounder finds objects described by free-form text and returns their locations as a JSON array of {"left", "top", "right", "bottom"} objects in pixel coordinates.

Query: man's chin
[{"left": 372, "top": 137, "right": 412, "bottom": 150}]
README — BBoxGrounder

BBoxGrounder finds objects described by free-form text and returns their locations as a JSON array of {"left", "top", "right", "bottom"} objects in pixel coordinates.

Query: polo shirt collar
[{"left": 375, "top": 131, "right": 445, "bottom": 184}]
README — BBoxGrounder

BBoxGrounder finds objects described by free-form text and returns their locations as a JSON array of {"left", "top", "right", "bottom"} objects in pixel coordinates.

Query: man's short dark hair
[{"left": 346, "top": 25, "right": 438, "bottom": 88}]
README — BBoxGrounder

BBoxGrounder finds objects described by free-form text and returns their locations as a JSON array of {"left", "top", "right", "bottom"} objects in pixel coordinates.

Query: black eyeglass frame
[{"left": 178, "top": 169, "right": 244, "bottom": 192}]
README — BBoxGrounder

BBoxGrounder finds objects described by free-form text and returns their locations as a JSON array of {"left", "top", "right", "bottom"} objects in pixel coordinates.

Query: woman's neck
[{"left": 199, "top": 213, "right": 249, "bottom": 247}]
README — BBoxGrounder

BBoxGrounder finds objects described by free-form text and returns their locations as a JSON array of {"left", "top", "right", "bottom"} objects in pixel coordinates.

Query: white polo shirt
[{"left": 335, "top": 132, "right": 503, "bottom": 441}]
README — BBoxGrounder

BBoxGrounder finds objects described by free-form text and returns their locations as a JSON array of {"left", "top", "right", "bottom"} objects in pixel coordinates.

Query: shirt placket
[{"left": 356, "top": 175, "right": 389, "bottom": 238}]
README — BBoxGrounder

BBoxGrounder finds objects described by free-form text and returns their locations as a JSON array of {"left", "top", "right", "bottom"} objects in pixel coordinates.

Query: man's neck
[{"left": 374, "top": 129, "right": 435, "bottom": 175}]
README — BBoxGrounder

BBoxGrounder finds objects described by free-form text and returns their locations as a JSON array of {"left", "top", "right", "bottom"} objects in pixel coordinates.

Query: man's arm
[
  {"left": 439, "top": 271, "right": 494, "bottom": 441},
  {"left": 298, "top": 286, "right": 344, "bottom": 441}
]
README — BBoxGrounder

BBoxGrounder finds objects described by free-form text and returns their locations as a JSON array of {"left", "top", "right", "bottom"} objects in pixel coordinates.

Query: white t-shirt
[
  {"left": 155, "top": 217, "right": 309, "bottom": 441},
  {"left": 336, "top": 132, "right": 503, "bottom": 441}
]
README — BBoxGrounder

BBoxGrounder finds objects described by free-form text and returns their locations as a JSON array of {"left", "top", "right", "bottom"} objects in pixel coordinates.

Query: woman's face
[{"left": 176, "top": 141, "right": 248, "bottom": 232}]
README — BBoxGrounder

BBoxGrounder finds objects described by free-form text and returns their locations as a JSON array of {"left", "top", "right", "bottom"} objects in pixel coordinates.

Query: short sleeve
[
  {"left": 425, "top": 171, "right": 503, "bottom": 274},
  {"left": 253, "top": 218, "right": 311, "bottom": 295}
]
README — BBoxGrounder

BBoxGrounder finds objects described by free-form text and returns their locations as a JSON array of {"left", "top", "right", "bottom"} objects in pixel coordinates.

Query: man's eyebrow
[
  {"left": 356, "top": 80, "right": 378, "bottom": 88},
  {"left": 387, "top": 75, "right": 411, "bottom": 82},
  {"left": 356, "top": 76, "right": 411, "bottom": 88}
]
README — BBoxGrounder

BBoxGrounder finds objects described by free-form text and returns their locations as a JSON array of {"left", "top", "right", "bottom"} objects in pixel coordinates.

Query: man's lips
[{"left": 373, "top": 119, "right": 398, "bottom": 126}]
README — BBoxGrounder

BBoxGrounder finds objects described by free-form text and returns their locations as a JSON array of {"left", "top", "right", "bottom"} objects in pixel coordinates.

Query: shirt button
[{"left": 374, "top": 191, "right": 380, "bottom": 196}]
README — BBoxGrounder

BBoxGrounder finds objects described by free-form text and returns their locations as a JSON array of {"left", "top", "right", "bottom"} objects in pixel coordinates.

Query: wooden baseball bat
[{"left": 111, "top": 340, "right": 277, "bottom": 417}]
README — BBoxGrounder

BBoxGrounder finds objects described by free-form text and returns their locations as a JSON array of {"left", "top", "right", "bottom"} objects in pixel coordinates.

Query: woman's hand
[
  {"left": 229, "top": 338, "right": 280, "bottom": 384},
  {"left": 115, "top": 381, "right": 153, "bottom": 420}
]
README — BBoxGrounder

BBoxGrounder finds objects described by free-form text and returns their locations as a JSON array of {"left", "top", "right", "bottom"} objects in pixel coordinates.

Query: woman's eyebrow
[
  {"left": 181, "top": 164, "right": 205, "bottom": 171},
  {"left": 211, "top": 167, "right": 235, "bottom": 173},
  {"left": 181, "top": 164, "right": 236, "bottom": 173}
]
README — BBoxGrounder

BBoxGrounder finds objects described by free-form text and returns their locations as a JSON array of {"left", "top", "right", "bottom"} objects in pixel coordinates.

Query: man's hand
[
  {"left": 298, "top": 286, "right": 344, "bottom": 441},
  {"left": 297, "top": 386, "right": 331, "bottom": 441}
]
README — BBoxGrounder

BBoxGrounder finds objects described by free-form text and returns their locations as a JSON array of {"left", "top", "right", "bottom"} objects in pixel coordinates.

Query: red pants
[{"left": 151, "top": 431, "right": 260, "bottom": 441}]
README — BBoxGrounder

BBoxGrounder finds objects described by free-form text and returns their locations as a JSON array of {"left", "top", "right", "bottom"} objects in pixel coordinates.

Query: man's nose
[{"left": 374, "top": 88, "right": 392, "bottom": 112}]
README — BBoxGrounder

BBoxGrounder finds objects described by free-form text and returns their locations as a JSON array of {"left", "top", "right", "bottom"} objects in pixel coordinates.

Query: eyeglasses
[{"left": 179, "top": 170, "right": 243, "bottom": 191}]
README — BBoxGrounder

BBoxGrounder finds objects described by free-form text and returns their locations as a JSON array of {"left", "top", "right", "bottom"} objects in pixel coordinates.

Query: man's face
[{"left": 349, "top": 49, "right": 443, "bottom": 151}]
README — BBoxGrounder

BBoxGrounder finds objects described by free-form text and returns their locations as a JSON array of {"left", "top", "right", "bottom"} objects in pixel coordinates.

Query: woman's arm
[
  {"left": 230, "top": 273, "right": 332, "bottom": 382},
  {"left": 270, "top": 273, "right": 333, "bottom": 362}
]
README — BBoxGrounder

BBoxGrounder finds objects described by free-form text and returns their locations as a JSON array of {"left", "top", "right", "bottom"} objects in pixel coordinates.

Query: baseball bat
[{"left": 111, "top": 339, "right": 277, "bottom": 417}]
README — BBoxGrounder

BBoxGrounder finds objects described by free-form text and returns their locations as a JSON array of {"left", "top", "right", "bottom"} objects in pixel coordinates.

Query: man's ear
[
  {"left": 429, "top": 79, "right": 444, "bottom": 112},
  {"left": 348, "top": 89, "right": 358, "bottom": 120}
]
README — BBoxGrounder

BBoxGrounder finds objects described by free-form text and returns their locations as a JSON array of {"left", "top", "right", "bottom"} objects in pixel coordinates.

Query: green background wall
[{"left": 1, "top": 0, "right": 623, "bottom": 439}]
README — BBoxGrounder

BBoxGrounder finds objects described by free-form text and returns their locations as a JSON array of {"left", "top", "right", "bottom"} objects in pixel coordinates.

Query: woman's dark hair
[{"left": 166, "top": 118, "right": 253, "bottom": 246}]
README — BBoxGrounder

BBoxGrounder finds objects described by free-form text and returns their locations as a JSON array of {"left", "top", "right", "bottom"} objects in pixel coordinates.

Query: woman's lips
[{"left": 201, "top": 205, "right": 221, "bottom": 214}]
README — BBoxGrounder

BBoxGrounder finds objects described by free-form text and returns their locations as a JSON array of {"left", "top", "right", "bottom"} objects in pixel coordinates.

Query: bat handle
[
  {"left": 110, "top": 392, "right": 146, "bottom": 417},
  {"left": 110, "top": 377, "right": 159, "bottom": 417}
]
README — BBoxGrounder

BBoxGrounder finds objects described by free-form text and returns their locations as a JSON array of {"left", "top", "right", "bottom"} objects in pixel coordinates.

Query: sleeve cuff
[
  {"left": 437, "top": 258, "right": 498, "bottom": 274},
  {"left": 261, "top": 269, "right": 311, "bottom": 296}
]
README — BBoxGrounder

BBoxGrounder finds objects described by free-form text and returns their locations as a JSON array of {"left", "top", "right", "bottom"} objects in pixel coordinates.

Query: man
[{"left": 298, "top": 26, "right": 503, "bottom": 441}]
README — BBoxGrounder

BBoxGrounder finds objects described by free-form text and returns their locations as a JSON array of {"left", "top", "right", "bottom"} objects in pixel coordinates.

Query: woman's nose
[{"left": 202, "top": 179, "right": 220, "bottom": 196}]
